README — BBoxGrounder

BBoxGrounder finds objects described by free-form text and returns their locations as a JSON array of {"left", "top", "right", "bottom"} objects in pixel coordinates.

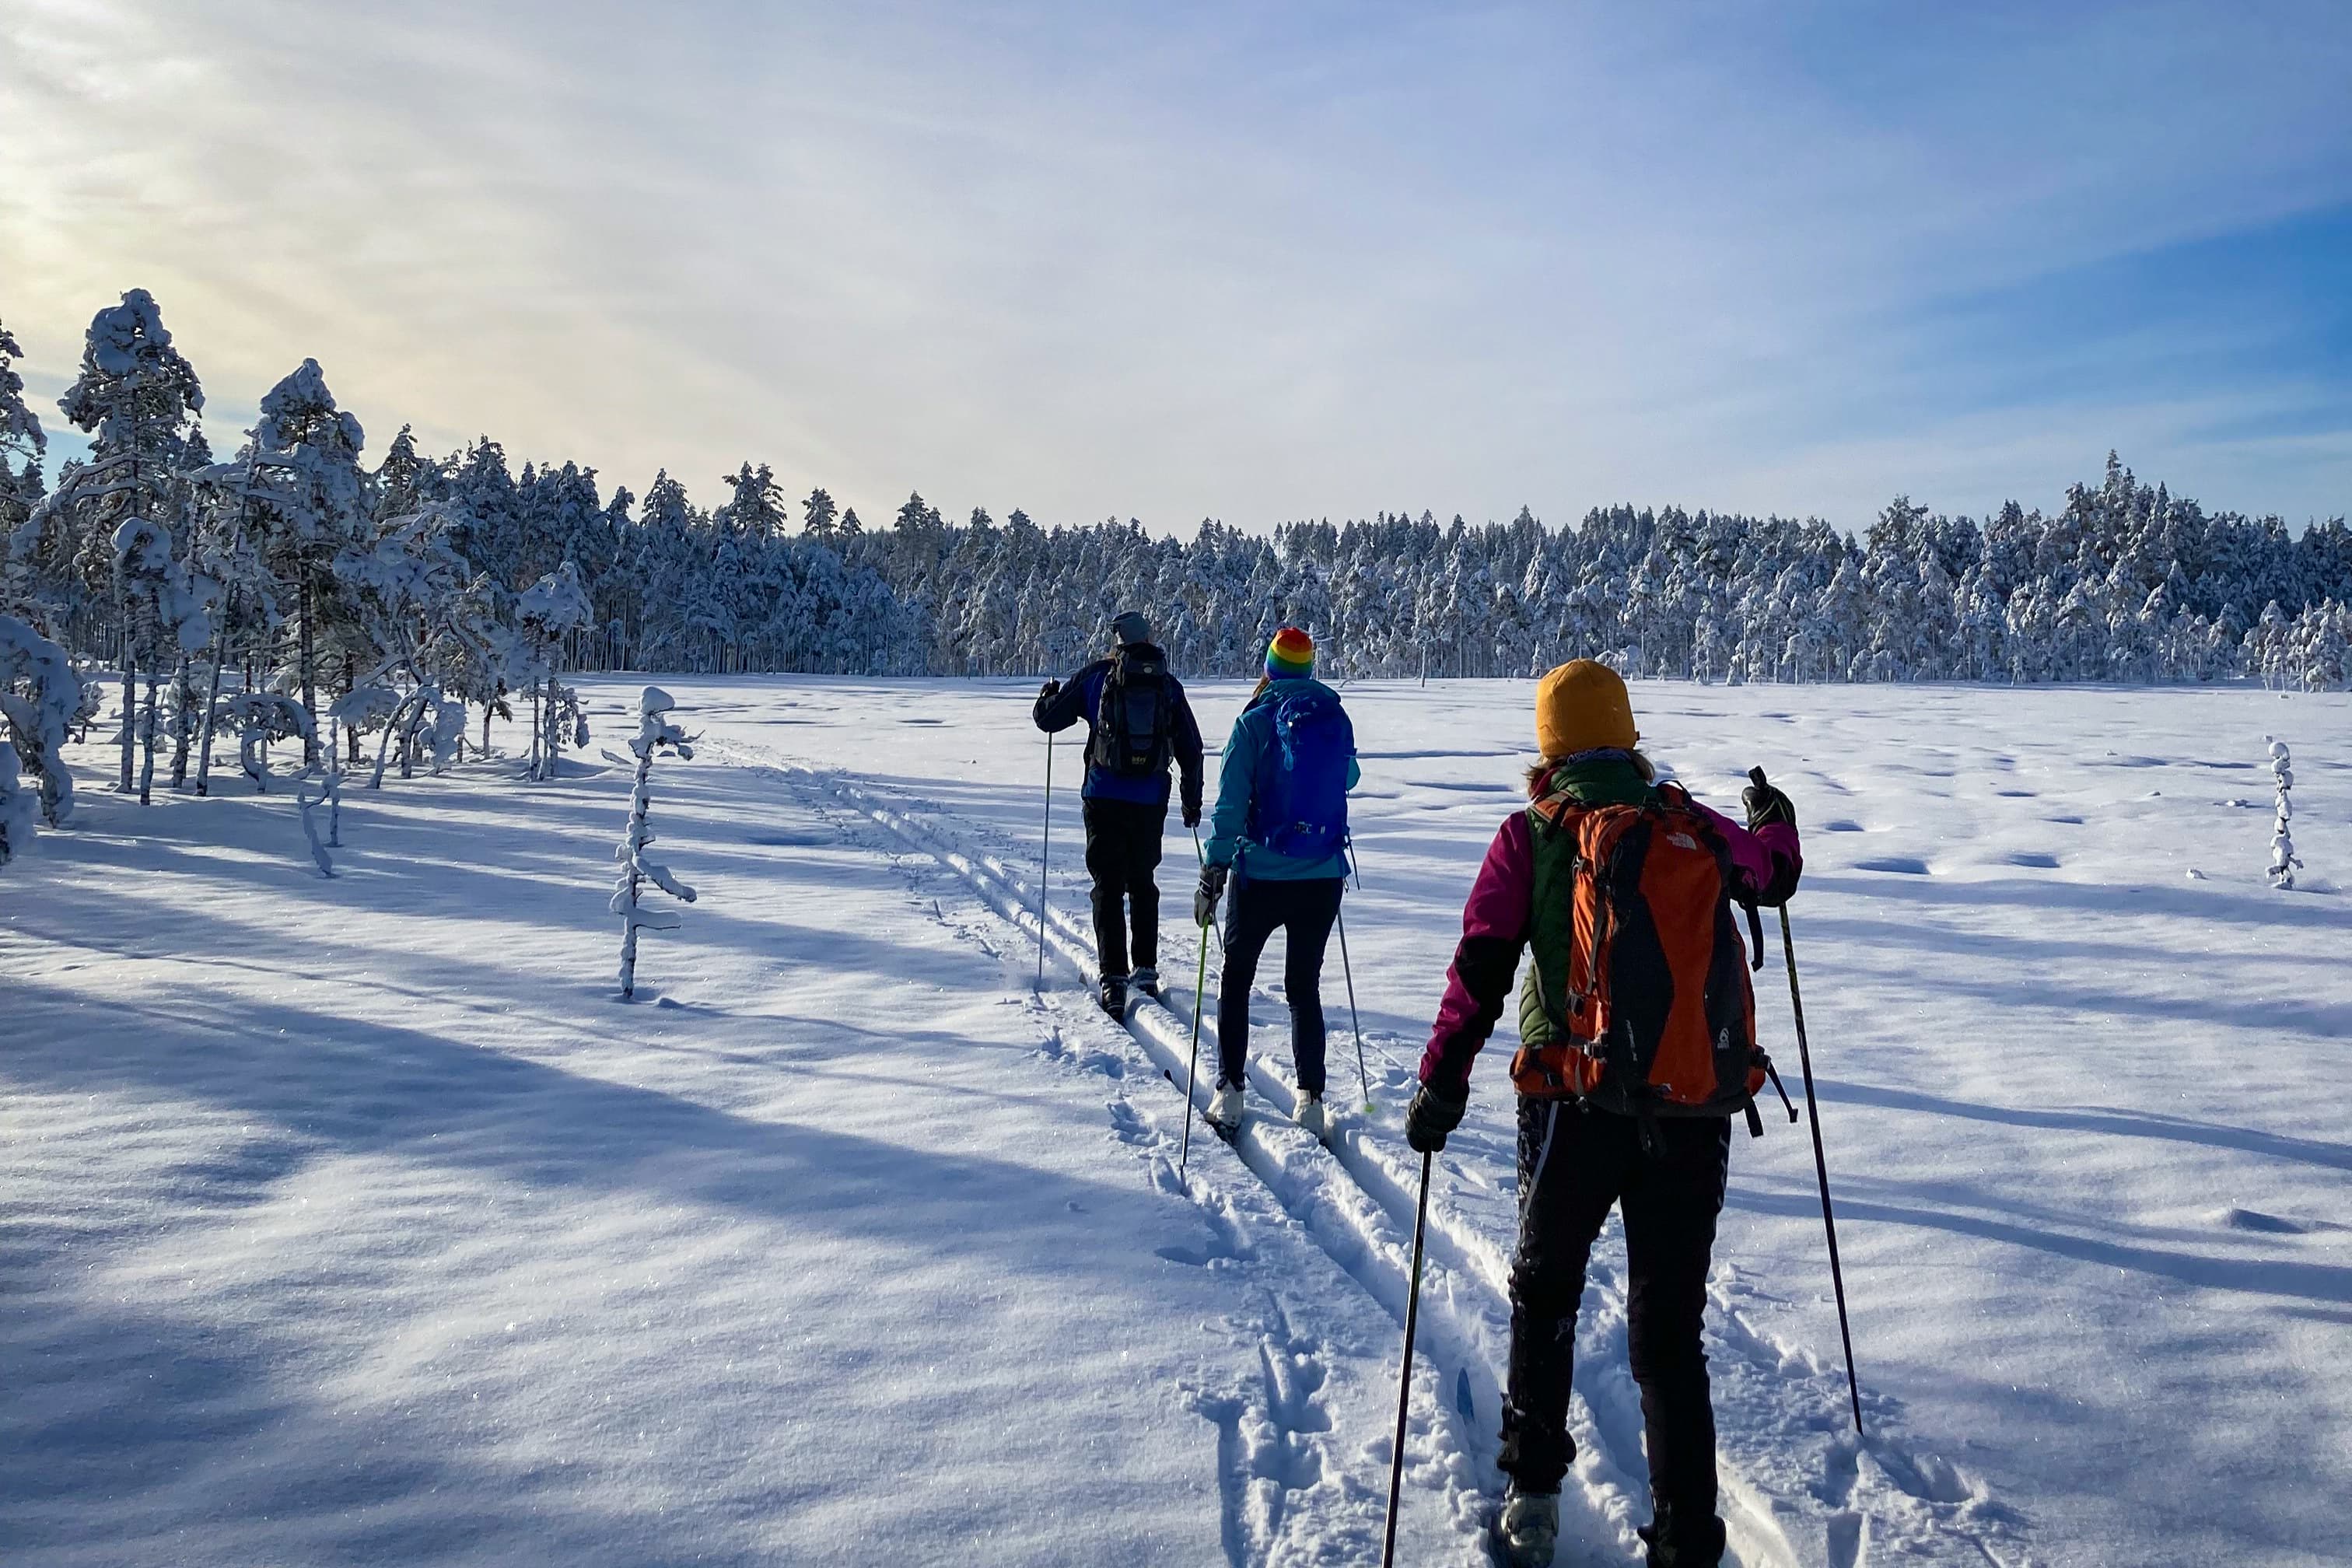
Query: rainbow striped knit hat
[{"left": 1265, "top": 626, "right": 1315, "bottom": 680}]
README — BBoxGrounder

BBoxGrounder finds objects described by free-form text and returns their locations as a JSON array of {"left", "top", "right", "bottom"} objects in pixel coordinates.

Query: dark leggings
[
  {"left": 1502, "top": 1099, "right": 1729, "bottom": 1542},
  {"left": 1213, "top": 875, "right": 1342, "bottom": 1094},
  {"left": 1081, "top": 796, "right": 1166, "bottom": 977}
]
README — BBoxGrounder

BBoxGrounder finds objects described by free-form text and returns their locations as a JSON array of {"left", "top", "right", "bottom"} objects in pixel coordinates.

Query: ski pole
[
  {"left": 1178, "top": 907, "right": 1211, "bottom": 1181},
  {"left": 1751, "top": 765, "right": 1864, "bottom": 1437},
  {"left": 1335, "top": 905, "right": 1374, "bottom": 1114},
  {"left": 1381, "top": 1150, "right": 1433, "bottom": 1568},
  {"left": 1035, "top": 732, "right": 1053, "bottom": 992}
]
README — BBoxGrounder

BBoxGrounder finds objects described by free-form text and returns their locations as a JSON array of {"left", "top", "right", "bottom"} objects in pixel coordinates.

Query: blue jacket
[
  {"left": 1032, "top": 648, "right": 1206, "bottom": 811},
  {"left": 1204, "top": 678, "right": 1361, "bottom": 880}
]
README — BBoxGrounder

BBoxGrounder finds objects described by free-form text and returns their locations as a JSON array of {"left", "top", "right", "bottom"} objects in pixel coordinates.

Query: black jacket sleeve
[
  {"left": 1167, "top": 676, "right": 1206, "bottom": 815},
  {"left": 1033, "top": 661, "right": 1102, "bottom": 734}
]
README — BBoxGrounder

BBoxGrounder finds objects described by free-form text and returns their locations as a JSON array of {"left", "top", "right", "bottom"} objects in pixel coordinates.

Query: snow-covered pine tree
[
  {"left": 613, "top": 684, "right": 697, "bottom": 1000},
  {"left": 516, "top": 561, "right": 591, "bottom": 779},
  {"left": 247, "top": 359, "right": 369, "bottom": 765},
  {"left": 0, "top": 319, "right": 46, "bottom": 600},
  {"left": 2266, "top": 737, "right": 2299, "bottom": 891},
  {"left": 51, "top": 291, "right": 205, "bottom": 797}
]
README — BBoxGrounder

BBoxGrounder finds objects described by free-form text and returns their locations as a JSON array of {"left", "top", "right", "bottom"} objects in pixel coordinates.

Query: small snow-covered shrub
[
  {"left": 2266, "top": 737, "right": 2300, "bottom": 891},
  {"left": 517, "top": 563, "right": 591, "bottom": 782},
  {"left": 612, "top": 685, "right": 697, "bottom": 999},
  {"left": 0, "top": 613, "right": 84, "bottom": 829},
  {"left": 540, "top": 677, "right": 589, "bottom": 779},
  {"left": 215, "top": 691, "right": 313, "bottom": 793}
]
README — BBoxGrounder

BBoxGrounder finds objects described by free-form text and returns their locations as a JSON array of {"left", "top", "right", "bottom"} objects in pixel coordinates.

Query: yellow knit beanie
[{"left": 1535, "top": 660, "right": 1639, "bottom": 758}]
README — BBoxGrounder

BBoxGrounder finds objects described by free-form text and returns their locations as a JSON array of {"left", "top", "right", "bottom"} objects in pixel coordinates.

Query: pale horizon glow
[{"left": 2, "top": 1, "right": 2347, "bottom": 532}]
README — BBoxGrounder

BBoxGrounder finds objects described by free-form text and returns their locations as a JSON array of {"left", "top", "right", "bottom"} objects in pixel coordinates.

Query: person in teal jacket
[{"left": 1194, "top": 626, "right": 1360, "bottom": 1139}]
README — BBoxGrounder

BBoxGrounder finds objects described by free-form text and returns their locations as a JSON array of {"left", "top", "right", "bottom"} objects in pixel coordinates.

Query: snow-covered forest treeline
[{"left": 4, "top": 288, "right": 2351, "bottom": 849}]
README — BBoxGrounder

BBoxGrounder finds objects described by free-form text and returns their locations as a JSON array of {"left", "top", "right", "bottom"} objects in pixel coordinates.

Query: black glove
[
  {"left": 1039, "top": 678, "right": 1062, "bottom": 701},
  {"left": 1181, "top": 794, "right": 1202, "bottom": 830},
  {"left": 1405, "top": 1082, "right": 1466, "bottom": 1153},
  {"left": 1194, "top": 863, "right": 1229, "bottom": 928},
  {"left": 1743, "top": 779, "right": 1796, "bottom": 831}
]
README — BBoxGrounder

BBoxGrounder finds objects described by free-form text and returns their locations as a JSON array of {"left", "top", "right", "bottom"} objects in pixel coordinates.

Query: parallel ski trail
[{"left": 719, "top": 742, "right": 2032, "bottom": 1568}]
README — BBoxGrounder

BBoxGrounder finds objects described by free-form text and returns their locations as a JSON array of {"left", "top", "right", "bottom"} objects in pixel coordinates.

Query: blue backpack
[{"left": 1249, "top": 685, "right": 1353, "bottom": 860}]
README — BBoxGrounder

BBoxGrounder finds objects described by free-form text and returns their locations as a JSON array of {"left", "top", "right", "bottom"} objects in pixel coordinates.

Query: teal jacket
[{"left": 1203, "top": 678, "right": 1362, "bottom": 880}]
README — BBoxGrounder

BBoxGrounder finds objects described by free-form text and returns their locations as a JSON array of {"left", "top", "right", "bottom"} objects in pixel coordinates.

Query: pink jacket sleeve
[
  {"left": 1693, "top": 802, "right": 1803, "bottom": 905},
  {"left": 1416, "top": 814, "right": 1536, "bottom": 1097}
]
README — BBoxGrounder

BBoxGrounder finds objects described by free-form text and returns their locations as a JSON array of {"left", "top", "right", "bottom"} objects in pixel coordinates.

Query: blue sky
[{"left": 2, "top": 1, "right": 2346, "bottom": 531}]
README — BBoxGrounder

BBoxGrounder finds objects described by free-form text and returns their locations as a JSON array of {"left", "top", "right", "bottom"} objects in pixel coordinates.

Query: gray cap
[{"left": 1111, "top": 610, "right": 1152, "bottom": 646}]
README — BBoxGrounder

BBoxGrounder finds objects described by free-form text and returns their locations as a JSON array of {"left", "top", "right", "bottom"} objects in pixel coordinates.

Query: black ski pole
[
  {"left": 1179, "top": 905, "right": 1211, "bottom": 1180},
  {"left": 1751, "top": 765, "right": 1864, "bottom": 1437},
  {"left": 1034, "top": 732, "right": 1053, "bottom": 992},
  {"left": 1335, "top": 905, "right": 1374, "bottom": 1115},
  {"left": 1381, "top": 1150, "right": 1433, "bottom": 1568}
]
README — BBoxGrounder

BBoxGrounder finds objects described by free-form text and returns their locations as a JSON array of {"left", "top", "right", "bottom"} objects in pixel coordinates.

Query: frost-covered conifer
[
  {"left": 2266, "top": 738, "right": 2300, "bottom": 891},
  {"left": 52, "top": 291, "right": 204, "bottom": 796},
  {"left": 613, "top": 685, "right": 696, "bottom": 999},
  {"left": 247, "top": 359, "right": 369, "bottom": 762},
  {"left": 516, "top": 562, "right": 591, "bottom": 779}
]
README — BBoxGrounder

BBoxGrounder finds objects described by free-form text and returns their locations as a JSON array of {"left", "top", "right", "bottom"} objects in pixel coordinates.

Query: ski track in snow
[
  {"left": 763, "top": 746, "right": 1497, "bottom": 1566},
  {"left": 712, "top": 735, "right": 2034, "bottom": 1568}
]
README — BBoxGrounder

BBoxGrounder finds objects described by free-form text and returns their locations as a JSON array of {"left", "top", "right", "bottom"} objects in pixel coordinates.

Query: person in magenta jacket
[{"left": 1402, "top": 660, "right": 1801, "bottom": 1568}]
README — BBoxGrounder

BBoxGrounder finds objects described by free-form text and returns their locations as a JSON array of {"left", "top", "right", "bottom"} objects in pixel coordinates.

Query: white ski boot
[
  {"left": 1206, "top": 1080, "right": 1244, "bottom": 1136},
  {"left": 1293, "top": 1091, "right": 1330, "bottom": 1140},
  {"left": 1493, "top": 1487, "right": 1558, "bottom": 1567}
]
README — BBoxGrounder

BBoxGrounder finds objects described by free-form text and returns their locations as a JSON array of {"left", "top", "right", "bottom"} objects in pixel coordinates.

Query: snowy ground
[{"left": 5, "top": 676, "right": 2347, "bottom": 1567}]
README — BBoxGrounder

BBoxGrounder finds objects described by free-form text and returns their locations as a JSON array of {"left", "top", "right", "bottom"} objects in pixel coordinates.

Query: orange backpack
[{"left": 1510, "top": 782, "right": 1787, "bottom": 1134}]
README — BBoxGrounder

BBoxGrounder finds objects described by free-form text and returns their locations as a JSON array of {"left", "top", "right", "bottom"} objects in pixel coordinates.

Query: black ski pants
[
  {"left": 1213, "top": 874, "right": 1342, "bottom": 1095},
  {"left": 1082, "top": 796, "right": 1165, "bottom": 979},
  {"left": 1501, "top": 1098, "right": 1730, "bottom": 1540}
]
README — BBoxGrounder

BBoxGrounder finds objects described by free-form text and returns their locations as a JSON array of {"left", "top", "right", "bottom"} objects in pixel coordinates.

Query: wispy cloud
[{"left": 3, "top": 0, "right": 2347, "bottom": 527}]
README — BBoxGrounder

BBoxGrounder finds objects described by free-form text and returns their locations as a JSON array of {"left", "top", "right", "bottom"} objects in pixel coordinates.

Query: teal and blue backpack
[{"left": 1249, "top": 685, "right": 1353, "bottom": 859}]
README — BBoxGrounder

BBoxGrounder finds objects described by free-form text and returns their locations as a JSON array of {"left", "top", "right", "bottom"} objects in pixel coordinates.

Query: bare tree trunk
[
  {"left": 117, "top": 635, "right": 136, "bottom": 793},
  {"left": 299, "top": 566, "right": 319, "bottom": 766},
  {"left": 137, "top": 667, "right": 161, "bottom": 804},
  {"left": 169, "top": 653, "right": 194, "bottom": 788},
  {"left": 195, "top": 599, "right": 232, "bottom": 797}
]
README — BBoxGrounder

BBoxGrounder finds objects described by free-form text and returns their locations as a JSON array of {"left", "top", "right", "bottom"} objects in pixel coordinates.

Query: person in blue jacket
[
  {"left": 1193, "top": 626, "right": 1360, "bottom": 1139},
  {"left": 1034, "top": 611, "right": 1206, "bottom": 1017}
]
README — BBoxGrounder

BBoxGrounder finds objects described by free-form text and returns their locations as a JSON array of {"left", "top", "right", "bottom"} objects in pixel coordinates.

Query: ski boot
[
  {"left": 1099, "top": 974, "right": 1127, "bottom": 1020},
  {"left": 1491, "top": 1486, "right": 1557, "bottom": 1566},
  {"left": 1128, "top": 966, "right": 1160, "bottom": 1002},
  {"left": 1206, "top": 1080, "right": 1244, "bottom": 1138},
  {"left": 1637, "top": 1507, "right": 1726, "bottom": 1568},
  {"left": 1293, "top": 1091, "right": 1330, "bottom": 1141}
]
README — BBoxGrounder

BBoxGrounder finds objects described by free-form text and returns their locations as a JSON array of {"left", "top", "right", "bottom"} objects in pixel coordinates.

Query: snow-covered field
[{"left": 5, "top": 676, "right": 2347, "bottom": 1568}]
